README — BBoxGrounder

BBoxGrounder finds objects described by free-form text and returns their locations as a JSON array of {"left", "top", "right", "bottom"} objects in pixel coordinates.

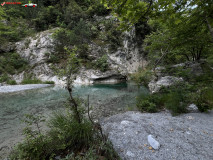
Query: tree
[
  {"left": 102, "top": 0, "right": 154, "bottom": 31},
  {"left": 58, "top": 47, "right": 81, "bottom": 123}
]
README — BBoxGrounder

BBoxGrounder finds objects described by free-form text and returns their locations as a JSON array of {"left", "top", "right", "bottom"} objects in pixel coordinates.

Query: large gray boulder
[
  {"left": 101, "top": 111, "right": 213, "bottom": 160},
  {"left": 148, "top": 76, "right": 183, "bottom": 93}
]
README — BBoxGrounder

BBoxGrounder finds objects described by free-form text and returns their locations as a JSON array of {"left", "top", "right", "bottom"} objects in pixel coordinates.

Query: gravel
[
  {"left": 101, "top": 111, "right": 213, "bottom": 160},
  {"left": 0, "top": 84, "right": 53, "bottom": 93}
]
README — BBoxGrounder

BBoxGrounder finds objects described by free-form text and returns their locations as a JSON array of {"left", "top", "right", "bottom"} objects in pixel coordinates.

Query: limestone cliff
[{"left": 12, "top": 17, "right": 146, "bottom": 85}]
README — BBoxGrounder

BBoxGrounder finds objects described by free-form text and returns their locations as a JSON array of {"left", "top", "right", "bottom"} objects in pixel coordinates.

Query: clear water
[{"left": 0, "top": 82, "right": 148, "bottom": 157}]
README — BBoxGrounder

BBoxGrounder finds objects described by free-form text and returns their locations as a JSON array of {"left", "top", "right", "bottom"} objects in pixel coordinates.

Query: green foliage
[
  {"left": 0, "top": 52, "right": 28, "bottom": 78},
  {"left": 193, "top": 87, "right": 213, "bottom": 112},
  {"left": 136, "top": 93, "right": 164, "bottom": 113},
  {"left": 10, "top": 101, "right": 120, "bottom": 160},
  {"left": 163, "top": 66, "right": 192, "bottom": 80},
  {"left": 164, "top": 89, "right": 188, "bottom": 116},
  {"left": 94, "top": 55, "right": 109, "bottom": 72},
  {"left": 102, "top": 0, "right": 152, "bottom": 31},
  {"left": 136, "top": 83, "right": 195, "bottom": 115},
  {"left": 21, "top": 78, "right": 55, "bottom": 85},
  {"left": 0, "top": 73, "right": 9, "bottom": 83},
  {"left": 131, "top": 68, "right": 153, "bottom": 86},
  {"left": 10, "top": 114, "right": 52, "bottom": 160},
  {"left": 33, "top": 6, "right": 61, "bottom": 31},
  {"left": 7, "top": 80, "right": 17, "bottom": 85},
  {"left": 21, "top": 78, "right": 43, "bottom": 84},
  {"left": 43, "top": 81, "right": 55, "bottom": 84},
  {"left": 48, "top": 112, "right": 94, "bottom": 151}
]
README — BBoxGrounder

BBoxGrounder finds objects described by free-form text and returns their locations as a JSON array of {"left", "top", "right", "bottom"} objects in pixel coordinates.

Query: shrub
[
  {"left": 7, "top": 80, "right": 17, "bottom": 85},
  {"left": 94, "top": 55, "right": 109, "bottom": 72},
  {"left": 0, "top": 52, "right": 28, "bottom": 76},
  {"left": 194, "top": 87, "right": 213, "bottom": 112},
  {"left": 136, "top": 93, "right": 163, "bottom": 113},
  {"left": 164, "top": 90, "right": 188, "bottom": 116},
  {"left": 10, "top": 114, "right": 53, "bottom": 160},
  {"left": 137, "top": 100, "right": 157, "bottom": 113},
  {"left": 0, "top": 74, "right": 9, "bottom": 83},
  {"left": 136, "top": 83, "right": 195, "bottom": 115},
  {"left": 21, "top": 78, "right": 43, "bottom": 84},
  {"left": 10, "top": 100, "right": 120, "bottom": 160},
  {"left": 43, "top": 81, "right": 55, "bottom": 84},
  {"left": 131, "top": 68, "right": 153, "bottom": 87},
  {"left": 48, "top": 112, "right": 94, "bottom": 151}
]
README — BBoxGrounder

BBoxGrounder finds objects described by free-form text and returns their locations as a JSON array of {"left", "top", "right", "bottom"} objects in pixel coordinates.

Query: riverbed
[{"left": 0, "top": 82, "right": 148, "bottom": 159}]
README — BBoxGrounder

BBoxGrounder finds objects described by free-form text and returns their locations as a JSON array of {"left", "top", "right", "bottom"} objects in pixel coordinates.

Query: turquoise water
[{"left": 0, "top": 83, "right": 148, "bottom": 151}]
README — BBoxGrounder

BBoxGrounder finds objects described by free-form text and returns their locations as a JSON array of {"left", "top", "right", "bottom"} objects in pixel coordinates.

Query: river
[{"left": 0, "top": 82, "right": 148, "bottom": 158}]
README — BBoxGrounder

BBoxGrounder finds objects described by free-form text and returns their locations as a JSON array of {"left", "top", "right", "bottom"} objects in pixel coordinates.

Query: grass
[
  {"left": 10, "top": 103, "right": 120, "bottom": 160},
  {"left": 21, "top": 78, "right": 55, "bottom": 85}
]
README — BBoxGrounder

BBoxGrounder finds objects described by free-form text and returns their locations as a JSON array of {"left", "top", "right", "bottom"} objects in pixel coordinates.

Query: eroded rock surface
[
  {"left": 101, "top": 111, "right": 213, "bottom": 160},
  {"left": 148, "top": 76, "right": 183, "bottom": 93}
]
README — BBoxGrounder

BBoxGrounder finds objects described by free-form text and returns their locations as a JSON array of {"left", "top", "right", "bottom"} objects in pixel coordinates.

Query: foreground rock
[
  {"left": 101, "top": 111, "right": 213, "bottom": 160},
  {"left": 0, "top": 84, "right": 52, "bottom": 93}
]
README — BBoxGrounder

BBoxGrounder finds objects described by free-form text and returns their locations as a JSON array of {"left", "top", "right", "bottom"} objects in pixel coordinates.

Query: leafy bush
[
  {"left": 163, "top": 66, "right": 192, "bottom": 80},
  {"left": 137, "top": 83, "right": 194, "bottom": 115},
  {"left": 10, "top": 114, "right": 52, "bottom": 160},
  {"left": 164, "top": 90, "right": 188, "bottom": 116},
  {"left": 194, "top": 87, "right": 213, "bottom": 112},
  {"left": 0, "top": 74, "right": 9, "bottom": 83},
  {"left": 10, "top": 99, "right": 120, "bottom": 160},
  {"left": 94, "top": 55, "right": 109, "bottom": 72},
  {"left": 136, "top": 93, "right": 164, "bottom": 113},
  {"left": 44, "top": 81, "right": 55, "bottom": 84},
  {"left": 0, "top": 52, "right": 28, "bottom": 76},
  {"left": 7, "top": 80, "right": 17, "bottom": 85},
  {"left": 131, "top": 68, "right": 153, "bottom": 86},
  {"left": 21, "top": 78, "right": 43, "bottom": 84}
]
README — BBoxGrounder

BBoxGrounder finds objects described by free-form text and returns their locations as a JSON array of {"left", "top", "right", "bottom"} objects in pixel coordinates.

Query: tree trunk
[
  {"left": 67, "top": 86, "right": 81, "bottom": 123},
  {"left": 66, "top": 73, "right": 81, "bottom": 124}
]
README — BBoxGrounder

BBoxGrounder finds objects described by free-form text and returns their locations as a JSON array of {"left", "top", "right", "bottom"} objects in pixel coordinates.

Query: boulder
[
  {"left": 148, "top": 76, "right": 183, "bottom": 93},
  {"left": 187, "top": 104, "right": 199, "bottom": 113},
  {"left": 101, "top": 111, "right": 213, "bottom": 160}
]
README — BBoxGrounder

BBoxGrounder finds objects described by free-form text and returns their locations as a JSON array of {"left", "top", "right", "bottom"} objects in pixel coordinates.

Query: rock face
[
  {"left": 101, "top": 111, "right": 213, "bottom": 160},
  {"left": 148, "top": 76, "right": 183, "bottom": 93},
  {"left": 12, "top": 21, "right": 145, "bottom": 85},
  {"left": 108, "top": 28, "right": 147, "bottom": 74}
]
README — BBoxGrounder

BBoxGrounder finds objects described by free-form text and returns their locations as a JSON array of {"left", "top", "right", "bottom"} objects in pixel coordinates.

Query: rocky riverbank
[
  {"left": 101, "top": 111, "right": 213, "bottom": 160},
  {"left": 0, "top": 84, "right": 52, "bottom": 93}
]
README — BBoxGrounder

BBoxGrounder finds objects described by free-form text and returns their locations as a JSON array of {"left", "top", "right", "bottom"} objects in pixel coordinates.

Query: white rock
[
  {"left": 148, "top": 135, "right": 160, "bottom": 150},
  {"left": 126, "top": 151, "right": 135, "bottom": 157},
  {"left": 148, "top": 76, "right": 183, "bottom": 93},
  {"left": 187, "top": 104, "right": 198, "bottom": 112}
]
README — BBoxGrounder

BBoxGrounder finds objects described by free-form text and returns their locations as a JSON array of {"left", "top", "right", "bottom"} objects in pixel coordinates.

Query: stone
[
  {"left": 126, "top": 151, "right": 135, "bottom": 158},
  {"left": 101, "top": 111, "right": 213, "bottom": 160},
  {"left": 147, "top": 135, "right": 160, "bottom": 150},
  {"left": 187, "top": 104, "right": 199, "bottom": 112},
  {"left": 148, "top": 76, "right": 183, "bottom": 93}
]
